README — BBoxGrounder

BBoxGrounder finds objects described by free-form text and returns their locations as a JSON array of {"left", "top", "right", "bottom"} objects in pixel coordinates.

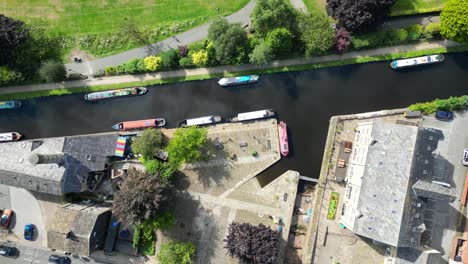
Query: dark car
[
  {"left": 24, "top": 224, "right": 34, "bottom": 241},
  {"left": 435, "top": 110, "right": 453, "bottom": 121},
  {"left": 48, "top": 255, "right": 71, "bottom": 264},
  {"left": 0, "top": 209, "right": 13, "bottom": 228},
  {"left": 0, "top": 245, "right": 19, "bottom": 258}
]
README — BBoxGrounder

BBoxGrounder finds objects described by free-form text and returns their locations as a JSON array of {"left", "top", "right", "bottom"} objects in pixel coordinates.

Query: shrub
[
  {"left": 249, "top": 40, "right": 273, "bottom": 65},
  {"left": 386, "top": 28, "right": 408, "bottom": 43},
  {"left": 409, "top": 95, "right": 468, "bottom": 114},
  {"left": 191, "top": 49, "right": 209, "bottom": 66},
  {"left": 143, "top": 56, "right": 162, "bottom": 71},
  {"left": 406, "top": 24, "right": 424, "bottom": 41},
  {"left": 424, "top": 23, "right": 441, "bottom": 38},
  {"left": 158, "top": 241, "right": 196, "bottom": 264},
  {"left": 335, "top": 28, "right": 351, "bottom": 54},
  {"left": 144, "top": 159, "right": 160, "bottom": 174},
  {"left": 266, "top": 27, "right": 293, "bottom": 57},
  {"left": 178, "top": 45, "right": 188, "bottom": 57},
  {"left": 0, "top": 66, "right": 23, "bottom": 86},
  {"left": 123, "top": 58, "right": 142, "bottom": 74},
  {"left": 38, "top": 60, "right": 66, "bottom": 82},
  {"left": 188, "top": 40, "right": 207, "bottom": 53},
  {"left": 105, "top": 66, "right": 116, "bottom": 75},
  {"left": 160, "top": 49, "right": 179, "bottom": 70},
  {"left": 179, "top": 57, "right": 195, "bottom": 68},
  {"left": 440, "top": 0, "right": 468, "bottom": 42}
]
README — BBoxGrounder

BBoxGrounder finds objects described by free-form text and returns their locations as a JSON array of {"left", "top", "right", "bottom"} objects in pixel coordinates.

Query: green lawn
[
  {"left": 390, "top": 0, "right": 448, "bottom": 16},
  {"left": 303, "top": 0, "right": 327, "bottom": 13},
  {"left": 2, "top": 0, "right": 249, "bottom": 36}
]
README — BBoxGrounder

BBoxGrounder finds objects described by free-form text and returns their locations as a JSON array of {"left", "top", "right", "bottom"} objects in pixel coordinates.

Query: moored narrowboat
[
  {"left": 112, "top": 118, "right": 166, "bottom": 131},
  {"left": 218, "top": 75, "right": 259, "bottom": 87},
  {"left": 0, "top": 101, "right": 22, "bottom": 109},
  {"left": 178, "top": 115, "right": 222, "bottom": 127},
  {"left": 0, "top": 132, "right": 22, "bottom": 143},
  {"left": 84, "top": 87, "right": 147, "bottom": 101},
  {"left": 278, "top": 121, "right": 289, "bottom": 157},
  {"left": 390, "top": 54, "right": 444, "bottom": 69}
]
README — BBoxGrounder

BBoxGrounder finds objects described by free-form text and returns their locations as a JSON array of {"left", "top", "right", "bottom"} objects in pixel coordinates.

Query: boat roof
[
  {"left": 0, "top": 133, "right": 14, "bottom": 141},
  {"left": 186, "top": 116, "right": 215, "bottom": 126},
  {"left": 237, "top": 110, "right": 270, "bottom": 121},
  {"left": 394, "top": 55, "right": 441, "bottom": 67}
]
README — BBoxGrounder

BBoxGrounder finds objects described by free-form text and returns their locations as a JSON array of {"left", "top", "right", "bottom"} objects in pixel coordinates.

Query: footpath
[{"left": 0, "top": 39, "right": 463, "bottom": 96}]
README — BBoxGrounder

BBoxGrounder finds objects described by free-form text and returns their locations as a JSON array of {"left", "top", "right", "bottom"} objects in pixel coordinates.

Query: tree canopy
[
  {"left": 327, "top": 0, "right": 396, "bottom": 32},
  {"left": 224, "top": 222, "right": 279, "bottom": 264},
  {"left": 166, "top": 126, "right": 208, "bottom": 166},
  {"left": 38, "top": 60, "right": 66, "bottom": 82},
  {"left": 335, "top": 29, "right": 351, "bottom": 54},
  {"left": 297, "top": 12, "right": 335, "bottom": 57},
  {"left": 208, "top": 18, "right": 249, "bottom": 65},
  {"left": 266, "top": 28, "right": 293, "bottom": 58},
  {"left": 251, "top": 0, "right": 298, "bottom": 37},
  {"left": 131, "top": 129, "right": 164, "bottom": 159},
  {"left": 158, "top": 241, "right": 196, "bottom": 264},
  {"left": 0, "top": 14, "right": 29, "bottom": 65},
  {"left": 113, "top": 168, "right": 171, "bottom": 225},
  {"left": 249, "top": 40, "right": 273, "bottom": 65},
  {"left": 440, "top": 0, "right": 468, "bottom": 42}
]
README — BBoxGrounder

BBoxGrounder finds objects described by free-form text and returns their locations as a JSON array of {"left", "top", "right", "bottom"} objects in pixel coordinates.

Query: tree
[
  {"left": 335, "top": 29, "right": 351, "bottom": 54},
  {"left": 144, "top": 56, "right": 162, "bottom": 71},
  {"left": 251, "top": 0, "right": 298, "bottom": 37},
  {"left": 160, "top": 49, "right": 179, "bottom": 70},
  {"left": 327, "top": 0, "right": 396, "bottom": 32},
  {"left": 440, "top": 0, "right": 468, "bottom": 42},
  {"left": 158, "top": 241, "right": 196, "bottom": 264},
  {"left": 424, "top": 23, "right": 441, "bottom": 38},
  {"left": 0, "top": 14, "right": 29, "bottom": 64},
  {"left": 113, "top": 168, "right": 171, "bottom": 225},
  {"left": 38, "top": 60, "right": 66, "bottom": 82},
  {"left": 0, "top": 66, "right": 23, "bottom": 86},
  {"left": 249, "top": 40, "right": 273, "bottom": 65},
  {"left": 297, "top": 12, "right": 335, "bottom": 57},
  {"left": 224, "top": 222, "right": 279, "bottom": 264},
  {"left": 265, "top": 28, "right": 293, "bottom": 57},
  {"left": 131, "top": 129, "right": 163, "bottom": 159},
  {"left": 208, "top": 19, "right": 249, "bottom": 65},
  {"left": 166, "top": 126, "right": 208, "bottom": 166}
]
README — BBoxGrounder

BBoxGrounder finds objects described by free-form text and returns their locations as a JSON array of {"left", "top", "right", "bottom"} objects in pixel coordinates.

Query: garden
[{"left": 327, "top": 192, "right": 340, "bottom": 220}]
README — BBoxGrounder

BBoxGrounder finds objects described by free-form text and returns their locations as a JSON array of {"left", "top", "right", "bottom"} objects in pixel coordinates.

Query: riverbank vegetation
[
  {"left": 409, "top": 95, "right": 468, "bottom": 114},
  {"left": 440, "top": 0, "right": 468, "bottom": 43}
]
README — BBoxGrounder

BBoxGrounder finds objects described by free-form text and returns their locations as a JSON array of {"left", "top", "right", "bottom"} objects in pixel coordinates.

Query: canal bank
[{"left": 0, "top": 40, "right": 466, "bottom": 100}]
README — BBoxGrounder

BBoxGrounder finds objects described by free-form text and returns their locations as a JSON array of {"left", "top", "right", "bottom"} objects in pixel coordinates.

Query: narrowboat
[
  {"left": 278, "top": 121, "right": 289, "bottom": 157},
  {"left": 390, "top": 54, "right": 444, "bottom": 69},
  {"left": 218, "top": 75, "right": 259, "bottom": 87},
  {"left": 178, "top": 115, "right": 222, "bottom": 127},
  {"left": 112, "top": 118, "right": 166, "bottom": 131},
  {"left": 0, "top": 132, "right": 22, "bottom": 143},
  {"left": 230, "top": 109, "right": 275, "bottom": 122},
  {"left": 0, "top": 101, "right": 22, "bottom": 109},
  {"left": 84, "top": 87, "right": 147, "bottom": 101}
]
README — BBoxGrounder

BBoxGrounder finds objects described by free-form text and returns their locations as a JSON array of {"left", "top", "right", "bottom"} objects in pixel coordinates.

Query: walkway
[
  {"left": 382, "top": 14, "right": 440, "bottom": 29},
  {"left": 66, "top": 0, "right": 257, "bottom": 76},
  {"left": 290, "top": 0, "right": 308, "bottom": 13},
  {"left": 0, "top": 39, "right": 462, "bottom": 95}
]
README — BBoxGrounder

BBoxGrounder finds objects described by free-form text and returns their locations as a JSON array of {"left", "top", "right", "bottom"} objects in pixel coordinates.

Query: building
[
  {"left": 47, "top": 203, "right": 112, "bottom": 256},
  {"left": 340, "top": 120, "right": 456, "bottom": 249},
  {"left": 0, "top": 133, "right": 119, "bottom": 196}
]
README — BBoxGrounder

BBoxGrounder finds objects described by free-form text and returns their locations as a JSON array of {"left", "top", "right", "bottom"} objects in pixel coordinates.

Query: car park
[
  {"left": 435, "top": 110, "right": 453, "bottom": 121},
  {"left": 0, "top": 245, "right": 19, "bottom": 258},
  {"left": 48, "top": 254, "right": 71, "bottom": 264},
  {"left": 463, "top": 149, "right": 468, "bottom": 166},
  {"left": 0, "top": 209, "right": 13, "bottom": 228},
  {"left": 24, "top": 224, "right": 35, "bottom": 240}
]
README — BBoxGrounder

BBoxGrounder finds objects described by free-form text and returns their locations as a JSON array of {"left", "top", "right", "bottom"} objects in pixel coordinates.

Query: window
[{"left": 346, "top": 187, "right": 353, "bottom": 199}]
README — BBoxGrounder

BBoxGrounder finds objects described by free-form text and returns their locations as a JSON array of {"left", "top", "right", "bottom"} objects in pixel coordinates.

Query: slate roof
[
  {"left": 396, "top": 247, "right": 445, "bottom": 264},
  {"left": 0, "top": 133, "right": 118, "bottom": 195}
]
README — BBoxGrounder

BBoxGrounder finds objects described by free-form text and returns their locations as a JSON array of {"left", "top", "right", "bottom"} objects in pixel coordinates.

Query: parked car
[
  {"left": 0, "top": 245, "right": 19, "bottom": 258},
  {"left": 0, "top": 210, "right": 13, "bottom": 228},
  {"left": 24, "top": 224, "right": 34, "bottom": 240},
  {"left": 463, "top": 149, "right": 468, "bottom": 166},
  {"left": 435, "top": 110, "right": 453, "bottom": 121},
  {"left": 48, "top": 255, "right": 71, "bottom": 264}
]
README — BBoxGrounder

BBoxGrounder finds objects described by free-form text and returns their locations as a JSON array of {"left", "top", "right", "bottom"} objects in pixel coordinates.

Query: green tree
[
  {"left": 249, "top": 40, "right": 273, "bottom": 65},
  {"left": 424, "top": 23, "right": 441, "bottom": 38},
  {"left": 251, "top": 0, "right": 298, "bottom": 37},
  {"left": 166, "top": 126, "right": 208, "bottom": 165},
  {"left": 38, "top": 60, "right": 66, "bottom": 82},
  {"left": 208, "top": 18, "right": 230, "bottom": 41},
  {"left": 210, "top": 22, "right": 249, "bottom": 64},
  {"left": 144, "top": 56, "right": 162, "bottom": 71},
  {"left": 131, "top": 129, "right": 163, "bottom": 159},
  {"left": 440, "top": 0, "right": 468, "bottom": 42},
  {"left": 160, "top": 49, "right": 179, "bottom": 70},
  {"left": 266, "top": 27, "right": 293, "bottom": 57},
  {"left": 297, "top": 12, "right": 335, "bottom": 57},
  {"left": 158, "top": 241, "right": 196, "bottom": 264},
  {"left": 0, "top": 66, "right": 23, "bottom": 86}
]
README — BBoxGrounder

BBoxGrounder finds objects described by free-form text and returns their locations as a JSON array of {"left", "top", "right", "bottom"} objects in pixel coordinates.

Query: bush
[
  {"left": 188, "top": 40, "right": 207, "bottom": 53},
  {"left": 144, "top": 159, "right": 160, "bottom": 174},
  {"left": 38, "top": 60, "right": 66, "bottom": 82},
  {"left": 160, "top": 49, "right": 179, "bottom": 70},
  {"left": 123, "top": 58, "right": 142, "bottom": 74},
  {"left": 406, "top": 24, "right": 424, "bottom": 41},
  {"left": 424, "top": 23, "right": 441, "bottom": 38},
  {"left": 105, "top": 66, "right": 116, "bottom": 75},
  {"left": 352, "top": 30, "right": 386, "bottom": 49},
  {"left": 191, "top": 49, "right": 209, "bottom": 66},
  {"left": 386, "top": 28, "right": 408, "bottom": 43},
  {"left": 179, "top": 57, "right": 195, "bottom": 68},
  {"left": 143, "top": 56, "right": 162, "bottom": 71},
  {"left": 440, "top": 0, "right": 468, "bottom": 42},
  {"left": 178, "top": 45, "right": 188, "bottom": 57},
  {"left": 335, "top": 28, "right": 351, "bottom": 54},
  {"left": 266, "top": 27, "right": 293, "bottom": 57},
  {"left": 409, "top": 95, "right": 468, "bottom": 114},
  {"left": 0, "top": 66, "right": 23, "bottom": 86},
  {"left": 158, "top": 241, "right": 196, "bottom": 264},
  {"left": 249, "top": 40, "right": 273, "bottom": 65}
]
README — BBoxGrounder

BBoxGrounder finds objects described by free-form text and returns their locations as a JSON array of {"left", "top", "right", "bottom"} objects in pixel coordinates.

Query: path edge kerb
[{"left": 306, "top": 108, "right": 407, "bottom": 263}]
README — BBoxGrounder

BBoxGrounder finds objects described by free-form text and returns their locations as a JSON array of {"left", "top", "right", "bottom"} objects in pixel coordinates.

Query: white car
[{"left": 463, "top": 149, "right": 468, "bottom": 166}]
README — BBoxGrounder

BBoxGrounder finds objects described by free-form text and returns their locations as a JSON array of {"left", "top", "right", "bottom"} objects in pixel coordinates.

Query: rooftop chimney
[{"left": 28, "top": 153, "right": 64, "bottom": 165}]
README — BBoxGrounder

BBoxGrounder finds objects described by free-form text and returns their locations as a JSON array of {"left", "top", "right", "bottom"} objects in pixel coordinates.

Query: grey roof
[
  {"left": 396, "top": 247, "right": 444, "bottom": 264},
  {"left": 412, "top": 180, "right": 457, "bottom": 202},
  {"left": 353, "top": 120, "right": 419, "bottom": 247},
  {"left": 47, "top": 203, "right": 111, "bottom": 256},
  {"left": 0, "top": 133, "right": 118, "bottom": 195}
]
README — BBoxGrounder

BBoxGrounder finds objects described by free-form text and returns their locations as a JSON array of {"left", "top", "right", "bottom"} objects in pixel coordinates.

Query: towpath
[{"left": 0, "top": 39, "right": 462, "bottom": 96}]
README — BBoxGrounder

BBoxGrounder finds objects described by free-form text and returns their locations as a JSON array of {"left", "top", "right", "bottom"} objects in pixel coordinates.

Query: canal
[{"left": 0, "top": 52, "right": 467, "bottom": 184}]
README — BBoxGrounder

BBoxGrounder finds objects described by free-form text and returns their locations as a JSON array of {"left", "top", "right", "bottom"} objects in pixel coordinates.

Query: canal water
[{"left": 1, "top": 53, "right": 467, "bottom": 185}]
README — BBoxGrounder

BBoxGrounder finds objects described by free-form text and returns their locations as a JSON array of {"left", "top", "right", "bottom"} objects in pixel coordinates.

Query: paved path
[
  {"left": 66, "top": 0, "right": 256, "bottom": 76},
  {"left": 290, "top": 0, "right": 308, "bottom": 13},
  {"left": 1, "top": 39, "right": 462, "bottom": 95},
  {"left": 382, "top": 14, "right": 440, "bottom": 29}
]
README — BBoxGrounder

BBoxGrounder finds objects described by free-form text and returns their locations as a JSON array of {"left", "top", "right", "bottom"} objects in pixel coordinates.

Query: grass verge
[
  {"left": 327, "top": 192, "right": 339, "bottom": 220},
  {"left": 1, "top": 44, "right": 467, "bottom": 101},
  {"left": 390, "top": 0, "right": 447, "bottom": 16}
]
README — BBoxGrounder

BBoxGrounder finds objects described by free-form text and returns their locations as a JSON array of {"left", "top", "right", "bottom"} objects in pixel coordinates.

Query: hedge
[{"left": 409, "top": 95, "right": 468, "bottom": 114}]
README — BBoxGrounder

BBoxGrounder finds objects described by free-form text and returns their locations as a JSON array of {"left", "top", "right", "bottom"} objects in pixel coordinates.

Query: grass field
[
  {"left": 303, "top": 0, "right": 327, "bottom": 13},
  {"left": 390, "top": 0, "right": 448, "bottom": 16},
  {"left": 1, "top": 0, "right": 249, "bottom": 36}
]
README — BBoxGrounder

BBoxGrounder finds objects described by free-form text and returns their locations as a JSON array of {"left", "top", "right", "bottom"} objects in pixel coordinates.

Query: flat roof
[
  {"left": 186, "top": 116, "right": 215, "bottom": 126},
  {"left": 237, "top": 110, "right": 269, "bottom": 121}
]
